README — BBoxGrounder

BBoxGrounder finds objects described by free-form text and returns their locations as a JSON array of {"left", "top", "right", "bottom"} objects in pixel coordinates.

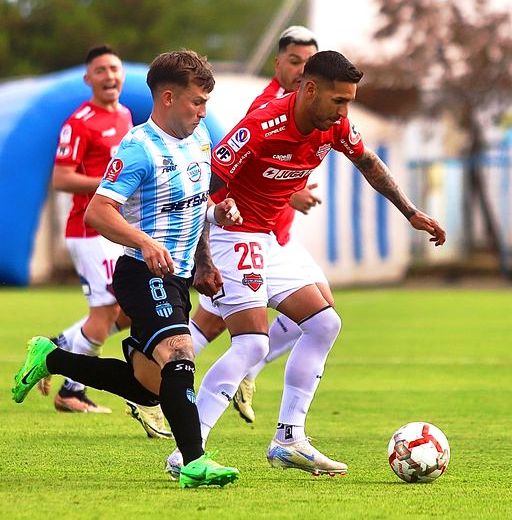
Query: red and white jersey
[
  {"left": 55, "top": 101, "right": 133, "bottom": 238},
  {"left": 212, "top": 92, "right": 365, "bottom": 234},
  {"left": 246, "top": 77, "right": 287, "bottom": 115}
]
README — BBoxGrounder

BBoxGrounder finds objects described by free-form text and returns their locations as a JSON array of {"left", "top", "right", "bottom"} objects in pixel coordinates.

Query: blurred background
[{"left": 1, "top": 0, "right": 511, "bottom": 287}]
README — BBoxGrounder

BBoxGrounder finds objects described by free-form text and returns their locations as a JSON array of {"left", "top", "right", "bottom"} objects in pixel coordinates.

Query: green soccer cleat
[
  {"left": 178, "top": 452, "right": 240, "bottom": 489},
  {"left": 12, "top": 336, "right": 56, "bottom": 404}
]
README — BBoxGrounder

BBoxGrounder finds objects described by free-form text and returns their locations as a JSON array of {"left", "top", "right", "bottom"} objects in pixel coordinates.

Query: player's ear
[
  {"left": 83, "top": 73, "right": 91, "bottom": 87},
  {"left": 303, "top": 78, "right": 317, "bottom": 98},
  {"left": 161, "top": 88, "right": 173, "bottom": 107}
]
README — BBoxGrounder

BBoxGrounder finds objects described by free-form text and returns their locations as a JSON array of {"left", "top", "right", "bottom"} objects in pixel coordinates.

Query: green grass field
[{"left": 1, "top": 286, "right": 511, "bottom": 519}]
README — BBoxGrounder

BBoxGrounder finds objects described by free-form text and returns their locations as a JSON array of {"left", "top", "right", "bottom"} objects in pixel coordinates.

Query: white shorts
[
  {"left": 209, "top": 226, "right": 316, "bottom": 319},
  {"left": 66, "top": 235, "right": 124, "bottom": 307},
  {"left": 199, "top": 236, "right": 327, "bottom": 317},
  {"left": 280, "top": 237, "right": 328, "bottom": 286}
]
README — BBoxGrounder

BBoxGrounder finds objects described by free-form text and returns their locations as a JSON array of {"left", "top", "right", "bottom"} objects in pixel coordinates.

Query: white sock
[
  {"left": 189, "top": 319, "right": 210, "bottom": 356},
  {"left": 64, "top": 329, "right": 103, "bottom": 392},
  {"left": 277, "top": 307, "right": 341, "bottom": 430},
  {"left": 275, "top": 423, "right": 306, "bottom": 443},
  {"left": 246, "top": 314, "right": 302, "bottom": 380},
  {"left": 197, "top": 333, "right": 269, "bottom": 442},
  {"left": 59, "top": 317, "right": 88, "bottom": 351}
]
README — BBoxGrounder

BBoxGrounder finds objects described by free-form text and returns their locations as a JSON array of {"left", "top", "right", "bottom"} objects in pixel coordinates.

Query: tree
[
  {"left": 0, "top": 0, "right": 306, "bottom": 77},
  {"left": 355, "top": 0, "right": 512, "bottom": 266}
]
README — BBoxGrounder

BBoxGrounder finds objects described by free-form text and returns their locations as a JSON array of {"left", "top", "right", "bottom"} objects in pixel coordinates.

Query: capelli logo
[{"left": 272, "top": 154, "right": 292, "bottom": 162}]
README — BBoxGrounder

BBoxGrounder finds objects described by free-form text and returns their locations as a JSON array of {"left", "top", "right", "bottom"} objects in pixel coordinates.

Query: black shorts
[{"left": 113, "top": 255, "right": 192, "bottom": 359}]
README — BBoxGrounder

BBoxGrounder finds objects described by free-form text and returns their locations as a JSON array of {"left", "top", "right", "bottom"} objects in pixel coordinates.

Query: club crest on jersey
[
  {"left": 348, "top": 123, "right": 361, "bottom": 145},
  {"left": 214, "top": 145, "right": 235, "bottom": 165},
  {"left": 242, "top": 273, "right": 264, "bottom": 292},
  {"left": 316, "top": 144, "right": 332, "bottom": 160},
  {"left": 261, "top": 114, "right": 287, "bottom": 130},
  {"left": 227, "top": 128, "right": 251, "bottom": 152},
  {"left": 104, "top": 158, "right": 123, "bottom": 182}
]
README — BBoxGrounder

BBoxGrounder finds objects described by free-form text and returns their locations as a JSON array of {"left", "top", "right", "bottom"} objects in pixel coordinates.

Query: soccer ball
[{"left": 387, "top": 422, "right": 450, "bottom": 483}]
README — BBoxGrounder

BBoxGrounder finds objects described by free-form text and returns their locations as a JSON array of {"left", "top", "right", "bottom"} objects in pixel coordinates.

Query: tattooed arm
[
  {"left": 351, "top": 149, "right": 446, "bottom": 246},
  {"left": 193, "top": 224, "right": 223, "bottom": 297}
]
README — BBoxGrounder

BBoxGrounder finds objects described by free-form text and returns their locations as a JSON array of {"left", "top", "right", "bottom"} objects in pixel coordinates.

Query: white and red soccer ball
[{"left": 388, "top": 422, "right": 450, "bottom": 483}]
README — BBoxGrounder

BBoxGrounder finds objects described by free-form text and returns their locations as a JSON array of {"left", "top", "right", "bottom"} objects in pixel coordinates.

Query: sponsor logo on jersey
[
  {"left": 262, "top": 167, "right": 313, "bottom": 180},
  {"left": 227, "top": 127, "right": 251, "bottom": 152},
  {"left": 316, "top": 144, "right": 332, "bottom": 160},
  {"left": 104, "top": 158, "right": 124, "bottom": 182},
  {"left": 242, "top": 273, "right": 264, "bottom": 292},
  {"left": 186, "top": 162, "right": 202, "bottom": 182},
  {"left": 339, "top": 139, "right": 357, "bottom": 155},
  {"left": 272, "top": 153, "right": 292, "bottom": 162},
  {"left": 161, "top": 191, "right": 209, "bottom": 212},
  {"left": 56, "top": 145, "right": 71, "bottom": 158},
  {"left": 348, "top": 123, "right": 361, "bottom": 145},
  {"left": 264, "top": 125, "right": 287, "bottom": 137},
  {"left": 229, "top": 150, "right": 251, "bottom": 175},
  {"left": 162, "top": 156, "right": 177, "bottom": 173},
  {"left": 214, "top": 145, "right": 234, "bottom": 165},
  {"left": 261, "top": 114, "right": 287, "bottom": 130},
  {"left": 201, "top": 143, "right": 210, "bottom": 152},
  {"left": 101, "top": 127, "right": 116, "bottom": 137},
  {"left": 59, "top": 124, "right": 72, "bottom": 144}
]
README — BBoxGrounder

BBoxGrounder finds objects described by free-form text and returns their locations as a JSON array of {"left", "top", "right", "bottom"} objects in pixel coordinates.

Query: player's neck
[
  {"left": 293, "top": 102, "right": 314, "bottom": 135},
  {"left": 90, "top": 97, "right": 120, "bottom": 112}
]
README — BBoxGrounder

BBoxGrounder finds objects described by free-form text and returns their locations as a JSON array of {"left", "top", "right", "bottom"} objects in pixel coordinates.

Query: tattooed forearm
[
  {"left": 352, "top": 149, "right": 417, "bottom": 219},
  {"left": 194, "top": 224, "right": 214, "bottom": 269}
]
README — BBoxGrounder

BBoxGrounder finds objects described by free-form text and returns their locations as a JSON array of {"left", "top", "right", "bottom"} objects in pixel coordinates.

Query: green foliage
[
  {"left": 0, "top": 0, "right": 307, "bottom": 78},
  {"left": 1, "top": 287, "right": 512, "bottom": 518}
]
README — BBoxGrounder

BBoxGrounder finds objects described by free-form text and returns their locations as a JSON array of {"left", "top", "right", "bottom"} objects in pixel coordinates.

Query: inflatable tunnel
[{"left": 0, "top": 63, "right": 225, "bottom": 286}]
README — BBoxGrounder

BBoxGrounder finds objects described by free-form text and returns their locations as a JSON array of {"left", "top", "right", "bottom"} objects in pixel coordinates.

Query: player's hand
[
  {"left": 290, "top": 183, "right": 322, "bottom": 214},
  {"left": 140, "top": 236, "right": 175, "bottom": 277},
  {"left": 193, "top": 264, "right": 223, "bottom": 297},
  {"left": 214, "top": 198, "right": 243, "bottom": 226},
  {"left": 409, "top": 210, "right": 446, "bottom": 246}
]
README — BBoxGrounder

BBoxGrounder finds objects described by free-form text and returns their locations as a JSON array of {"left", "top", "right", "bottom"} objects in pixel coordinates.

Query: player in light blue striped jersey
[{"left": 13, "top": 50, "right": 242, "bottom": 489}]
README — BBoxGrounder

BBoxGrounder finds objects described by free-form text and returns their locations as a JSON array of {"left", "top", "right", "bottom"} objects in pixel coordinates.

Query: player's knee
[
  {"left": 300, "top": 306, "right": 341, "bottom": 343},
  {"left": 231, "top": 333, "right": 269, "bottom": 368}
]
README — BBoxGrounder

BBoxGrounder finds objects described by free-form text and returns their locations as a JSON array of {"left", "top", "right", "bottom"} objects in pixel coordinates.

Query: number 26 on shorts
[{"left": 234, "top": 242, "right": 264, "bottom": 270}]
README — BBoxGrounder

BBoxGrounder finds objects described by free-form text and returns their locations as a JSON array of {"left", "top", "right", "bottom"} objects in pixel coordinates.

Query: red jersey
[
  {"left": 212, "top": 92, "right": 364, "bottom": 234},
  {"left": 54, "top": 101, "right": 133, "bottom": 238},
  {"left": 246, "top": 77, "right": 287, "bottom": 114}
]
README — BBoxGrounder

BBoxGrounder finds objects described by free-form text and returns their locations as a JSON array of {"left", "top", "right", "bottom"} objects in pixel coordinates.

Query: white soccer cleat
[
  {"left": 233, "top": 377, "right": 256, "bottom": 423},
  {"left": 165, "top": 448, "right": 184, "bottom": 480},
  {"left": 267, "top": 438, "right": 348, "bottom": 476},
  {"left": 125, "top": 401, "right": 173, "bottom": 439}
]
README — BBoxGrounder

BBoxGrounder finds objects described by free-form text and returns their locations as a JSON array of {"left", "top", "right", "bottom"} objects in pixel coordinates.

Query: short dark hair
[
  {"left": 303, "top": 51, "right": 363, "bottom": 84},
  {"left": 146, "top": 50, "right": 215, "bottom": 95},
  {"left": 278, "top": 25, "right": 318, "bottom": 53},
  {"left": 85, "top": 45, "right": 119, "bottom": 64}
]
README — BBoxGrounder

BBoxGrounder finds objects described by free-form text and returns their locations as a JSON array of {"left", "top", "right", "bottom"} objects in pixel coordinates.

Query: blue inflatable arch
[{"left": 0, "top": 63, "right": 225, "bottom": 285}]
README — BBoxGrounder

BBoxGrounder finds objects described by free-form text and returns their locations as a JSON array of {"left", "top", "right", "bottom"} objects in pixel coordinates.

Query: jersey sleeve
[
  {"left": 96, "top": 137, "right": 152, "bottom": 205},
  {"left": 211, "top": 116, "right": 260, "bottom": 182},
  {"left": 331, "top": 117, "right": 365, "bottom": 159},
  {"left": 54, "top": 117, "right": 90, "bottom": 167}
]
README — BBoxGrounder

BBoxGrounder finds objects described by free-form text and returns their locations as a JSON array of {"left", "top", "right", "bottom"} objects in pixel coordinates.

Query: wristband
[{"left": 206, "top": 205, "right": 219, "bottom": 224}]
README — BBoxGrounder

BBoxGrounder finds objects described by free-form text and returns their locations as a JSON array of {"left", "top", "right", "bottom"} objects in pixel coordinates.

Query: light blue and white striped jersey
[{"left": 97, "top": 118, "right": 211, "bottom": 278}]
